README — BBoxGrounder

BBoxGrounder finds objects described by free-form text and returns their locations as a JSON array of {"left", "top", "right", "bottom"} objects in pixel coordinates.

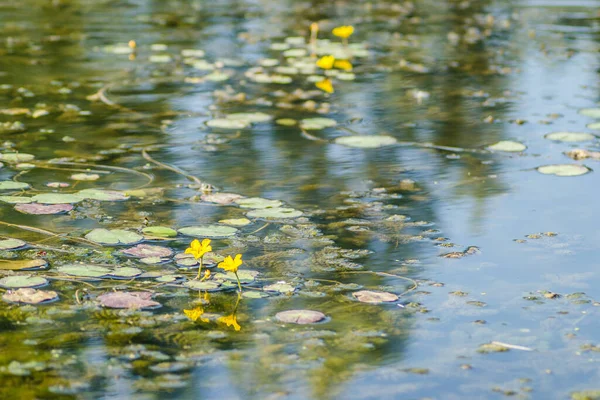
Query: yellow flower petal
[
  {"left": 185, "top": 238, "right": 212, "bottom": 259},
  {"left": 183, "top": 306, "right": 206, "bottom": 322},
  {"left": 217, "top": 253, "right": 243, "bottom": 273},
  {"left": 315, "top": 79, "right": 334, "bottom": 94},
  {"left": 333, "top": 59, "right": 353, "bottom": 71},
  {"left": 316, "top": 55, "right": 335, "bottom": 70},
  {"left": 218, "top": 314, "right": 241, "bottom": 331},
  {"left": 332, "top": 25, "right": 354, "bottom": 39}
]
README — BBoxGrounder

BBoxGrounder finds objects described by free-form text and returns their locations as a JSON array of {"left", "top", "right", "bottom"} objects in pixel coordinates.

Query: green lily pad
[
  {"left": 487, "top": 141, "right": 527, "bottom": 152},
  {"left": 275, "top": 309, "right": 326, "bottom": 324},
  {"left": 243, "top": 291, "right": 269, "bottom": 299},
  {"left": 142, "top": 226, "right": 177, "bottom": 238},
  {"left": 579, "top": 108, "right": 600, "bottom": 118},
  {"left": 587, "top": 122, "right": 600, "bottom": 130},
  {"left": 178, "top": 225, "right": 238, "bottom": 238},
  {"left": 218, "top": 218, "right": 251, "bottom": 226},
  {"left": 0, "top": 196, "right": 33, "bottom": 204},
  {"left": 226, "top": 112, "right": 272, "bottom": 123},
  {"left": 109, "top": 267, "right": 143, "bottom": 278},
  {"left": 0, "top": 275, "right": 48, "bottom": 289},
  {"left": 544, "top": 132, "right": 596, "bottom": 142},
  {"left": 0, "top": 181, "right": 30, "bottom": 190},
  {"left": 300, "top": 118, "right": 337, "bottom": 130},
  {"left": 183, "top": 280, "right": 222, "bottom": 291},
  {"left": 235, "top": 197, "right": 282, "bottom": 209},
  {"left": 247, "top": 207, "right": 303, "bottom": 219},
  {"left": 275, "top": 118, "right": 297, "bottom": 126},
  {"left": 85, "top": 229, "right": 143, "bottom": 245},
  {"left": 57, "top": 264, "right": 111, "bottom": 278},
  {"left": 0, "top": 238, "right": 26, "bottom": 250},
  {"left": 334, "top": 135, "right": 398, "bottom": 148},
  {"left": 155, "top": 274, "right": 182, "bottom": 283},
  {"left": 0, "top": 259, "right": 47, "bottom": 271},
  {"left": 214, "top": 270, "right": 259, "bottom": 283},
  {"left": 263, "top": 282, "right": 296, "bottom": 293},
  {"left": 0, "top": 153, "right": 35, "bottom": 163},
  {"left": 76, "top": 189, "right": 129, "bottom": 201},
  {"left": 32, "top": 193, "right": 83, "bottom": 204},
  {"left": 206, "top": 119, "right": 249, "bottom": 129},
  {"left": 536, "top": 164, "right": 591, "bottom": 177}
]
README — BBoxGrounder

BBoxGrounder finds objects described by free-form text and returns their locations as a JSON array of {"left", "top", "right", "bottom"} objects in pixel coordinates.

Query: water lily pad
[
  {"left": 544, "top": 132, "right": 596, "bottom": 142},
  {"left": 0, "top": 181, "right": 30, "bottom": 190},
  {"left": 15, "top": 203, "right": 73, "bottom": 215},
  {"left": 139, "top": 257, "right": 166, "bottom": 265},
  {"left": 263, "top": 282, "right": 296, "bottom": 293},
  {"left": 32, "top": 193, "right": 82, "bottom": 204},
  {"left": 46, "top": 182, "right": 69, "bottom": 188},
  {"left": 0, "top": 153, "right": 35, "bottom": 163},
  {"left": 587, "top": 122, "right": 600, "bottom": 130},
  {"left": 0, "top": 275, "right": 48, "bottom": 289},
  {"left": 0, "top": 259, "right": 47, "bottom": 271},
  {"left": 226, "top": 112, "right": 272, "bottom": 123},
  {"left": 122, "top": 244, "right": 173, "bottom": 258},
  {"left": 300, "top": 118, "right": 337, "bottom": 130},
  {"left": 536, "top": 164, "right": 591, "bottom": 177},
  {"left": 352, "top": 290, "right": 399, "bottom": 304},
  {"left": 0, "top": 238, "right": 26, "bottom": 250},
  {"left": 3, "top": 288, "right": 58, "bottom": 304},
  {"left": 178, "top": 225, "right": 238, "bottom": 238},
  {"left": 57, "top": 264, "right": 111, "bottom": 278},
  {"left": 70, "top": 173, "right": 100, "bottom": 181},
  {"left": 579, "top": 108, "right": 600, "bottom": 118},
  {"left": 97, "top": 291, "right": 161, "bottom": 309},
  {"left": 275, "top": 310, "right": 326, "bottom": 324},
  {"left": 206, "top": 119, "right": 249, "bottom": 129},
  {"left": 109, "top": 267, "right": 143, "bottom": 278},
  {"left": 214, "top": 270, "right": 259, "bottom": 283},
  {"left": 175, "top": 257, "right": 199, "bottom": 267},
  {"left": 201, "top": 192, "right": 244, "bottom": 205},
  {"left": 243, "top": 291, "right": 269, "bottom": 299},
  {"left": 487, "top": 141, "right": 527, "bottom": 152},
  {"left": 85, "top": 229, "right": 143, "bottom": 245},
  {"left": 76, "top": 189, "right": 129, "bottom": 201},
  {"left": 235, "top": 197, "right": 282, "bottom": 209},
  {"left": 142, "top": 226, "right": 177, "bottom": 237},
  {"left": 276, "top": 118, "right": 297, "bottom": 126},
  {"left": 183, "top": 280, "right": 222, "bottom": 291},
  {"left": 218, "top": 218, "right": 251, "bottom": 226},
  {"left": 0, "top": 196, "right": 32, "bottom": 204},
  {"left": 334, "top": 135, "right": 398, "bottom": 148},
  {"left": 247, "top": 207, "right": 303, "bottom": 219}
]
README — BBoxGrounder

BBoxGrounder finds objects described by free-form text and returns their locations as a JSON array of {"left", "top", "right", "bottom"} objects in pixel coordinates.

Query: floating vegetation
[
  {"left": 544, "top": 132, "right": 596, "bottom": 142},
  {"left": 536, "top": 164, "right": 591, "bottom": 177},
  {"left": 334, "top": 135, "right": 398, "bottom": 148},
  {"left": 486, "top": 140, "right": 526, "bottom": 152}
]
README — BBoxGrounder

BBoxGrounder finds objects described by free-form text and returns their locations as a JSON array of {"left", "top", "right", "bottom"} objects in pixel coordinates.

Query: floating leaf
[
  {"left": 46, "top": 182, "right": 69, "bottom": 188},
  {"left": 0, "top": 181, "right": 30, "bottom": 190},
  {"left": 579, "top": 108, "right": 600, "bottom": 118},
  {"left": 0, "top": 153, "right": 35, "bottom": 163},
  {"left": 0, "top": 238, "right": 26, "bottom": 250},
  {"left": 276, "top": 118, "right": 297, "bottom": 126},
  {"left": 243, "top": 291, "right": 269, "bottom": 299},
  {"left": 32, "top": 193, "right": 82, "bottom": 204},
  {"left": 201, "top": 192, "right": 244, "bottom": 205},
  {"left": 183, "top": 280, "right": 222, "bottom": 291},
  {"left": 544, "top": 132, "right": 596, "bottom": 142},
  {"left": 56, "top": 264, "right": 111, "bottom": 278},
  {"left": 97, "top": 291, "right": 161, "bottom": 309},
  {"left": 85, "top": 229, "right": 143, "bottom": 245},
  {"left": 142, "top": 226, "right": 177, "bottom": 238},
  {"left": 0, "top": 196, "right": 32, "bottom": 204},
  {"left": 178, "top": 225, "right": 238, "bottom": 238},
  {"left": 587, "top": 122, "right": 600, "bottom": 130},
  {"left": 300, "top": 118, "right": 337, "bottom": 130},
  {"left": 206, "top": 119, "right": 249, "bottom": 129},
  {"left": 275, "top": 310, "right": 326, "bottom": 324},
  {"left": 70, "top": 173, "right": 100, "bottom": 181},
  {"left": 76, "top": 189, "right": 129, "bottom": 201},
  {"left": 214, "top": 270, "right": 259, "bottom": 283},
  {"left": 536, "top": 164, "right": 591, "bottom": 177},
  {"left": 218, "top": 218, "right": 251, "bottom": 226},
  {"left": 109, "top": 267, "right": 143, "bottom": 278},
  {"left": 235, "top": 197, "right": 282, "bottom": 209},
  {"left": 0, "top": 275, "right": 48, "bottom": 289},
  {"left": 122, "top": 244, "right": 173, "bottom": 258},
  {"left": 263, "top": 282, "right": 296, "bottom": 294},
  {"left": 15, "top": 203, "right": 73, "bottom": 215},
  {"left": 0, "top": 259, "right": 47, "bottom": 271},
  {"left": 334, "top": 135, "right": 398, "bottom": 148},
  {"left": 247, "top": 207, "right": 302, "bottom": 219},
  {"left": 487, "top": 141, "right": 526, "bottom": 152},
  {"left": 352, "top": 290, "right": 398, "bottom": 304},
  {"left": 3, "top": 288, "right": 58, "bottom": 304},
  {"left": 226, "top": 112, "right": 272, "bottom": 123},
  {"left": 139, "top": 257, "right": 166, "bottom": 265}
]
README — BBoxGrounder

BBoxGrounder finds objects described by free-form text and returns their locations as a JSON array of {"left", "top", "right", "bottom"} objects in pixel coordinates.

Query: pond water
[{"left": 1, "top": 0, "right": 600, "bottom": 398}]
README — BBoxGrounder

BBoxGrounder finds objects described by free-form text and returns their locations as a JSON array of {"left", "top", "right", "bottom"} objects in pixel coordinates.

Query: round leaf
[
  {"left": 97, "top": 291, "right": 161, "bottom": 309},
  {"left": 226, "top": 112, "right": 272, "bottom": 123},
  {"left": 76, "top": 189, "right": 129, "bottom": 201},
  {"left": 178, "top": 225, "right": 238, "bottom": 238},
  {"left": 0, "top": 181, "right": 30, "bottom": 191},
  {"left": 57, "top": 264, "right": 111, "bottom": 278},
  {"left": 300, "top": 118, "right": 337, "bottom": 130},
  {"left": 235, "top": 197, "right": 282, "bottom": 209},
  {"left": 263, "top": 282, "right": 296, "bottom": 293},
  {"left": 85, "top": 229, "right": 143, "bottom": 245},
  {"left": 142, "top": 226, "right": 177, "bottom": 238},
  {"left": 487, "top": 141, "right": 527, "bottom": 152},
  {"left": 183, "top": 280, "right": 222, "bottom": 291},
  {"left": 544, "top": 132, "right": 596, "bottom": 142},
  {"left": 15, "top": 203, "right": 73, "bottom": 215},
  {"left": 122, "top": 244, "right": 173, "bottom": 258},
  {"left": 0, "top": 153, "right": 35, "bottom": 163},
  {"left": 334, "top": 135, "right": 398, "bottom": 148},
  {"left": 352, "top": 290, "right": 399, "bottom": 304},
  {"left": 201, "top": 192, "right": 243, "bottom": 205},
  {"left": 0, "top": 196, "right": 33, "bottom": 204},
  {"left": 275, "top": 310, "right": 326, "bottom": 324},
  {"left": 536, "top": 164, "right": 591, "bottom": 177},
  {"left": 206, "top": 119, "right": 249, "bottom": 129},
  {"left": 3, "top": 288, "right": 58, "bottom": 304},
  {"left": 0, "top": 275, "right": 48, "bottom": 289},
  {"left": 32, "top": 194, "right": 82, "bottom": 204},
  {"left": 247, "top": 207, "right": 303, "bottom": 219},
  {"left": 579, "top": 108, "right": 600, "bottom": 118},
  {"left": 0, "top": 238, "right": 26, "bottom": 250},
  {"left": 109, "top": 267, "right": 143, "bottom": 278}
]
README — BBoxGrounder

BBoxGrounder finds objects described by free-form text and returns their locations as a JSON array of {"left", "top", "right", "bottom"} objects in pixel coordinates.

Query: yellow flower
[
  {"left": 218, "top": 254, "right": 243, "bottom": 273},
  {"left": 183, "top": 306, "right": 209, "bottom": 323},
  {"left": 201, "top": 269, "right": 211, "bottom": 281},
  {"left": 315, "top": 79, "right": 334, "bottom": 94},
  {"left": 316, "top": 55, "right": 335, "bottom": 70},
  {"left": 332, "top": 25, "right": 354, "bottom": 39},
  {"left": 218, "top": 314, "right": 241, "bottom": 331},
  {"left": 185, "top": 238, "right": 212, "bottom": 260},
  {"left": 334, "top": 60, "right": 353, "bottom": 71}
]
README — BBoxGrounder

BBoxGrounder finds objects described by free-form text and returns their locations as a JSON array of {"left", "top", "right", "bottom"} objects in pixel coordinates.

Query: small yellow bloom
[
  {"left": 332, "top": 25, "right": 354, "bottom": 39},
  {"left": 316, "top": 55, "right": 335, "bottom": 70},
  {"left": 217, "top": 254, "right": 243, "bottom": 273},
  {"left": 334, "top": 59, "right": 353, "bottom": 71},
  {"left": 185, "top": 238, "right": 212, "bottom": 260},
  {"left": 183, "top": 306, "right": 209, "bottom": 323},
  {"left": 201, "top": 269, "right": 211, "bottom": 281},
  {"left": 218, "top": 314, "right": 241, "bottom": 331},
  {"left": 316, "top": 79, "right": 334, "bottom": 94}
]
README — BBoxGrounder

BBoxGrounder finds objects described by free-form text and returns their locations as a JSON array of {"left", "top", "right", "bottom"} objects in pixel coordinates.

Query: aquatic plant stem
[
  {"left": 234, "top": 272, "right": 242, "bottom": 293},
  {"left": 196, "top": 256, "right": 203, "bottom": 280}
]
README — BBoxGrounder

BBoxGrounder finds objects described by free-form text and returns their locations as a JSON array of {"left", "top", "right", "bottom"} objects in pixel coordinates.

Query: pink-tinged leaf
[
  {"left": 122, "top": 244, "right": 173, "bottom": 258},
  {"left": 15, "top": 203, "right": 73, "bottom": 215},
  {"left": 97, "top": 291, "right": 161, "bottom": 309}
]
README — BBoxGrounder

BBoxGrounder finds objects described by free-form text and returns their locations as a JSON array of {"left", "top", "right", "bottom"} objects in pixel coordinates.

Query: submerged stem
[{"left": 234, "top": 271, "right": 242, "bottom": 293}]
